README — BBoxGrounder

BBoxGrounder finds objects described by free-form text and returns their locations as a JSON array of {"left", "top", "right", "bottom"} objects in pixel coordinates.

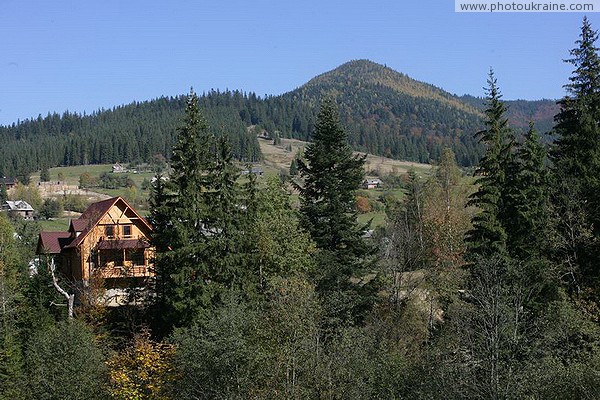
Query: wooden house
[{"left": 37, "top": 197, "right": 154, "bottom": 306}]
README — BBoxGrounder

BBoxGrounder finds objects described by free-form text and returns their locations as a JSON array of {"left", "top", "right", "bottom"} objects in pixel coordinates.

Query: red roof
[
  {"left": 38, "top": 232, "right": 73, "bottom": 254},
  {"left": 78, "top": 197, "right": 119, "bottom": 221},
  {"left": 97, "top": 239, "right": 151, "bottom": 250},
  {"left": 70, "top": 219, "right": 89, "bottom": 232}
]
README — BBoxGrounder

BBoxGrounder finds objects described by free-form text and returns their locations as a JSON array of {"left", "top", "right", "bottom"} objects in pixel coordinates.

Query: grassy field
[
  {"left": 258, "top": 137, "right": 432, "bottom": 177},
  {"left": 39, "top": 218, "right": 71, "bottom": 231},
  {"left": 358, "top": 211, "right": 386, "bottom": 228},
  {"left": 28, "top": 138, "right": 425, "bottom": 230},
  {"left": 34, "top": 165, "right": 157, "bottom": 189}
]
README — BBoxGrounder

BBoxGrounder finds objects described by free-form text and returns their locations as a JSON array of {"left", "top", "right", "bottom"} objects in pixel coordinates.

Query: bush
[
  {"left": 62, "top": 194, "right": 88, "bottom": 213},
  {"left": 26, "top": 320, "right": 108, "bottom": 400},
  {"left": 356, "top": 196, "right": 371, "bottom": 213},
  {"left": 39, "top": 198, "right": 62, "bottom": 219}
]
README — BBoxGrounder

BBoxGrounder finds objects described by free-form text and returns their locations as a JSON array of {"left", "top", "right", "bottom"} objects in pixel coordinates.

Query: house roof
[
  {"left": 97, "top": 239, "right": 151, "bottom": 250},
  {"left": 38, "top": 232, "right": 73, "bottom": 254},
  {"left": 4, "top": 200, "right": 34, "bottom": 211},
  {"left": 65, "top": 197, "right": 152, "bottom": 249},
  {"left": 0, "top": 177, "right": 17, "bottom": 185},
  {"left": 70, "top": 219, "right": 89, "bottom": 232}
]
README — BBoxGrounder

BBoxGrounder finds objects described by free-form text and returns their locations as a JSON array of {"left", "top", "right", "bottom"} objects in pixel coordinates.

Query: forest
[{"left": 2, "top": 17, "right": 600, "bottom": 400}]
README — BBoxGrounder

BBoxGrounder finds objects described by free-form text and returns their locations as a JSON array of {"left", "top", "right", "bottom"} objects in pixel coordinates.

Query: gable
[{"left": 65, "top": 197, "right": 152, "bottom": 249}]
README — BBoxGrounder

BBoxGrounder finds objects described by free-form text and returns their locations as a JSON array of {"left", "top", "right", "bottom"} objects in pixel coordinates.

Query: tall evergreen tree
[
  {"left": 152, "top": 90, "right": 251, "bottom": 331},
  {"left": 0, "top": 185, "right": 7, "bottom": 204},
  {"left": 153, "top": 89, "right": 217, "bottom": 329},
  {"left": 510, "top": 122, "right": 550, "bottom": 262},
  {"left": 466, "top": 70, "right": 516, "bottom": 261},
  {"left": 39, "top": 167, "right": 50, "bottom": 183},
  {"left": 551, "top": 17, "right": 600, "bottom": 293},
  {"left": 296, "top": 98, "right": 376, "bottom": 327}
]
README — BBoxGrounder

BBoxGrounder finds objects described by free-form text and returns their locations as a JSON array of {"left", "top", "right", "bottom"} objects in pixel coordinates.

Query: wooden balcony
[{"left": 99, "top": 261, "right": 155, "bottom": 279}]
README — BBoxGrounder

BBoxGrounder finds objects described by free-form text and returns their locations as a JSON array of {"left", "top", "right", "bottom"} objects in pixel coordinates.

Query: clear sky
[{"left": 0, "top": 0, "right": 597, "bottom": 125}]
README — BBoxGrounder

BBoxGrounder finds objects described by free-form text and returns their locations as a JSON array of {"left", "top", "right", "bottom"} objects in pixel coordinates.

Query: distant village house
[
  {"left": 112, "top": 163, "right": 126, "bottom": 173},
  {"left": 362, "top": 178, "right": 382, "bottom": 189},
  {"left": 241, "top": 166, "right": 264, "bottom": 176},
  {"left": 2, "top": 200, "right": 34, "bottom": 220},
  {"left": 0, "top": 177, "right": 17, "bottom": 190}
]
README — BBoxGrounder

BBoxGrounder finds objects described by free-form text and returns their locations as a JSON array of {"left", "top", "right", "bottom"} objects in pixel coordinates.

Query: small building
[
  {"left": 2, "top": 200, "right": 34, "bottom": 220},
  {"left": 37, "top": 197, "right": 155, "bottom": 306},
  {"left": 362, "top": 178, "right": 383, "bottom": 189},
  {"left": 0, "top": 177, "right": 17, "bottom": 190},
  {"left": 112, "top": 163, "right": 126, "bottom": 173},
  {"left": 241, "top": 166, "right": 264, "bottom": 176}
]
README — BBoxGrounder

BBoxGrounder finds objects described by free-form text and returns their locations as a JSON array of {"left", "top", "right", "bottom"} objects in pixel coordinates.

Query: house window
[
  {"left": 123, "top": 225, "right": 132, "bottom": 238},
  {"left": 100, "top": 249, "right": 124, "bottom": 267},
  {"left": 105, "top": 225, "right": 115, "bottom": 239},
  {"left": 126, "top": 249, "right": 145, "bottom": 266}
]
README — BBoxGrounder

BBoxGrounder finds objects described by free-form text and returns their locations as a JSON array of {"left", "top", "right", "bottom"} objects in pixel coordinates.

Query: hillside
[
  {"left": 460, "top": 95, "right": 559, "bottom": 134},
  {"left": 0, "top": 60, "right": 560, "bottom": 179},
  {"left": 261, "top": 60, "right": 486, "bottom": 166}
]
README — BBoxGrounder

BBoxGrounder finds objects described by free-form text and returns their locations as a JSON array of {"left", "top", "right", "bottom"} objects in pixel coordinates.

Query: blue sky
[{"left": 0, "top": 0, "right": 597, "bottom": 125}]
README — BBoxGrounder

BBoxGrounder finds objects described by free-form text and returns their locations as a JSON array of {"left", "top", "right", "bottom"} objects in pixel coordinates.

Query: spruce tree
[
  {"left": 551, "top": 17, "right": 600, "bottom": 292},
  {"left": 466, "top": 71, "right": 515, "bottom": 261},
  {"left": 510, "top": 122, "right": 550, "bottom": 262},
  {"left": 153, "top": 90, "right": 253, "bottom": 330},
  {"left": 153, "top": 89, "right": 217, "bottom": 329},
  {"left": 0, "top": 185, "right": 7, "bottom": 204},
  {"left": 40, "top": 167, "right": 50, "bottom": 182},
  {"left": 289, "top": 158, "right": 298, "bottom": 176},
  {"left": 296, "top": 98, "right": 375, "bottom": 327},
  {"left": 553, "top": 17, "right": 600, "bottom": 230}
]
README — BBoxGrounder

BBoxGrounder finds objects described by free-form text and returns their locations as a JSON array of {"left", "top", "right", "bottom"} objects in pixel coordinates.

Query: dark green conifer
[
  {"left": 0, "top": 185, "right": 7, "bottom": 203},
  {"left": 551, "top": 17, "right": 600, "bottom": 292},
  {"left": 553, "top": 17, "right": 600, "bottom": 231},
  {"left": 153, "top": 89, "right": 216, "bottom": 329},
  {"left": 466, "top": 71, "right": 515, "bottom": 261},
  {"left": 40, "top": 167, "right": 50, "bottom": 182},
  {"left": 510, "top": 122, "right": 550, "bottom": 261},
  {"left": 296, "top": 97, "right": 376, "bottom": 327}
]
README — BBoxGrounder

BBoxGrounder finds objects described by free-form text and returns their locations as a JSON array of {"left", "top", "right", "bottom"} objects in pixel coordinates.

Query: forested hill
[
  {"left": 460, "top": 94, "right": 559, "bottom": 134},
  {"left": 0, "top": 59, "right": 559, "bottom": 178},
  {"left": 0, "top": 93, "right": 263, "bottom": 179}
]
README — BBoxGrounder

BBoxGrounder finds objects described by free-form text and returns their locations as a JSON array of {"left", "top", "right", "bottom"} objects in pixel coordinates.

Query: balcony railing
[{"left": 99, "top": 261, "right": 155, "bottom": 279}]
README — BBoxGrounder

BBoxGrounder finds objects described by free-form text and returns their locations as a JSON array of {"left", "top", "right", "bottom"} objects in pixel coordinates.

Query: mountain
[
  {"left": 260, "top": 60, "right": 485, "bottom": 165},
  {"left": 0, "top": 60, "right": 560, "bottom": 178}
]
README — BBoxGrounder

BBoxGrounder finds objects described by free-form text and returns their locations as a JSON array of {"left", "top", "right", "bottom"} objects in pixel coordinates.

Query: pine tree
[
  {"left": 296, "top": 98, "right": 375, "bottom": 327},
  {"left": 153, "top": 90, "right": 252, "bottom": 330},
  {"left": 289, "top": 158, "right": 298, "bottom": 176},
  {"left": 553, "top": 17, "right": 600, "bottom": 232},
  {"left": 0, "top": 185, "right": 7, "bottom": 204}
]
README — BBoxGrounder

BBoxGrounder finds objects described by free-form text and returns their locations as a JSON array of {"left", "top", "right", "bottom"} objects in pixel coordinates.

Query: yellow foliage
[{"left": 106, "top": 329, "right": 175, "bottom": 400}]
